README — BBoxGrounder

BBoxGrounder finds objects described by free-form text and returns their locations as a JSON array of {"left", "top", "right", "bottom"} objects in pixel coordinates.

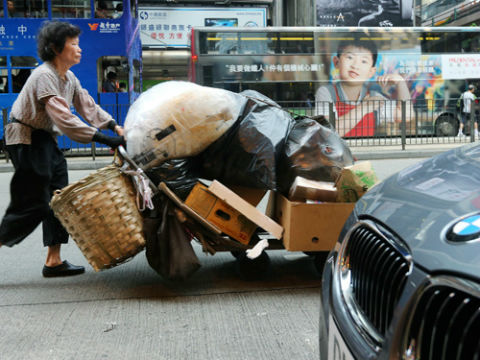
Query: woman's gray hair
[{"left": 37, "top": 21, "right": 81, "bottom": 62}]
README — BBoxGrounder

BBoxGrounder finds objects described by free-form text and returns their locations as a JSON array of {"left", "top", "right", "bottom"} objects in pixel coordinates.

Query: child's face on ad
[{"left": 334, "top": 46, "right": 376, "bottom": 85}]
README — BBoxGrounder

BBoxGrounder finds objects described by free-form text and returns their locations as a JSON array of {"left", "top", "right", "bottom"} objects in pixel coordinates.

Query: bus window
[
  {"left": 12, "top": 69, "right": 31, "bottom": 93},
  {"left": 112, "top": 1, "right": 122, "bottom": 18},
  {"left": 0, "top": 69, "right": 7, "bottom": 93},
  {"left": 10, "top": 0, "right": 48, "bottom": 17},
  {"left": 11, "top": 56, "right": 37, "bottom": 93},
  {"left": 95, "top": 0, "right": 112, "bottom": 19},
  {"left": 1, "top": 0, "right": 14, "bottom": 17},
  {"left": 11, "top": 56, "right": 38, "bottom": 67},
  {"left": 98, "top": 56, "right": 128, "bottom": 93},
  {"left": 52, "top": 0, "right": 91, "bottom": 18}
]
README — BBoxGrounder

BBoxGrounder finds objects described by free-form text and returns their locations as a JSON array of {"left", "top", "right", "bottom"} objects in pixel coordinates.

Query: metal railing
[
  {"left": 278, "top": 98, "right": 478, "bottom": 149},
  {"left": 1, "top": 98, "right": 478, "bottom": 161}
]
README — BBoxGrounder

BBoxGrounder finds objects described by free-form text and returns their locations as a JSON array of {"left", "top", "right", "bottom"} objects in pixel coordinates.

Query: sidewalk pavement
[{"left": 0, "top": 142, "right": 468, "bottom": 173}]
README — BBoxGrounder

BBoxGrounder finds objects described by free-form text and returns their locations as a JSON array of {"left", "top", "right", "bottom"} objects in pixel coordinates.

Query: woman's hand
[{"left": 114, "top": 125, "right": 124, "bottom": 137}]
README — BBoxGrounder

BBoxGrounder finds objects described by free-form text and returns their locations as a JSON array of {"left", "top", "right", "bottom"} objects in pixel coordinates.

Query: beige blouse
[{"left": 5, "top": 62, "right": 114, "bottom": 145}]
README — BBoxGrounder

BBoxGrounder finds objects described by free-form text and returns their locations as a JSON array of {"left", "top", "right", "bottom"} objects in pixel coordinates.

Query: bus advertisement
[
  {"left": 189, "top": 26, "right": 480, "bottom": 138},
  {"left": 0, "top": 0, "right": 142, "bottom": 150}
]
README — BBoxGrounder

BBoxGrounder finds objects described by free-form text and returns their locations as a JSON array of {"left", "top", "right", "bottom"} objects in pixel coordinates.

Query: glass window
[
  {"left": 9, "top": 0, "right": 48, "bottom": 18},
  {"left": 1, "top": 1, "right": 14, "bottom": 17},
  {"left": 95, "top": 0, "right": 113, "bottom": 19},
  {"left": 0, "top": 69, "right": 7, "bottom": 93},
  {"left": 11, "top": 56, "right": 38, "bottom": 67},
  {"left": 0, "top": 56, "right": 6, "bottom": 67},
  {"left": 112, "top": 0, "right": 123, "bottom": 18},
  {"left": 98, "top": 56, "right": 128, "bottom": 92},
  {"left": 11, "top": 68, "right": 32, "bottom": 93},
  {"left": 11, "top": 57, "right": 37, "bottom": 93},
  {"left": 199, "top": 31, "right": 314, "bottom": 55},
  {"left": 52, "top": 0, "right": 91, "bottom": 18}
]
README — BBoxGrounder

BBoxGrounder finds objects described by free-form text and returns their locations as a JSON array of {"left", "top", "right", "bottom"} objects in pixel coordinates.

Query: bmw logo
[{"left": 447, "top": 214, "right": 480, "bottom": 242}]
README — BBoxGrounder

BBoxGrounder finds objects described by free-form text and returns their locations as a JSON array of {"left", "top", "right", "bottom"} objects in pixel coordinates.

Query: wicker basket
[{"left": 50, "top": 164, "right": 146, "bottom": 271}]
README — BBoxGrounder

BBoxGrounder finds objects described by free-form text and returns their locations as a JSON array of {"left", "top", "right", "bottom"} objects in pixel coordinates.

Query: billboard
[
  {"left": 315, "top": 0, "right": 413, "bottom": 27},
  {"left": 139, "top": 7, "right": 267, "bottom": 48}
]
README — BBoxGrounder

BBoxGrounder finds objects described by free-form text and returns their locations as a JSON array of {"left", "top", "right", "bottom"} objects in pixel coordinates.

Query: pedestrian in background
[
  {"left": 458, "top": 84, "right": 477, "bottom": 137},
  {"left": 0, "top": 21, "right": 125, "bottom": 277},
  {"left": 103, "top": 71, "right": 118, "bottom": 92}
]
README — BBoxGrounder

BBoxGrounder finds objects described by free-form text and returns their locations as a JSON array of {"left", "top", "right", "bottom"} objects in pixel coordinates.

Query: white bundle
[{"left": 124, "top": 81, "right": 243, "bottom": 169}]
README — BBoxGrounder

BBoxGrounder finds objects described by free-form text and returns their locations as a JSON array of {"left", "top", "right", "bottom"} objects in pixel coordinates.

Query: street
[{"left": 0, "top": 158, "right": 427, "bottom": 360}]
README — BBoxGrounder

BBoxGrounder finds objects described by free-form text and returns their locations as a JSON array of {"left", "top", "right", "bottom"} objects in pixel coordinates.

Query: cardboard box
[
  {"left": 288, "top": 177, "right": 337, "bottom": 202},
  {"left": 228, "top": 185, "right": 267, "bottom": 207},
  {"left": 185, "top": 181, "right": 283, "bottom": 244},
  {"left": 274, "top": 194, "right": 354, "bottom": 251}
]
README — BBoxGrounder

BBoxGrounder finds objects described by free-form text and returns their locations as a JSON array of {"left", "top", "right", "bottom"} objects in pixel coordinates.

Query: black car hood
[{"left": 356, "top": 143, "right": 480, "bottom": 276}]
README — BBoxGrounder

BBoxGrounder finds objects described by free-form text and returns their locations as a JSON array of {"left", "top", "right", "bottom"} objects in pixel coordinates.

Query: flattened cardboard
[
  {"left": 288, "top": 177, "right": 337, "bottom": 202},
  {"left": 274, "top": 194, "right": 354, "bottom": 251},
  {"left": 208, "top": 180, "right": 283, "bottom": 240}
]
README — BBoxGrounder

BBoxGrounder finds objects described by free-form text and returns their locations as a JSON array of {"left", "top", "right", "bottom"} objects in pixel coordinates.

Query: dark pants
[{"left": 0, "top": 130, "right": 69, "bottom": 247}]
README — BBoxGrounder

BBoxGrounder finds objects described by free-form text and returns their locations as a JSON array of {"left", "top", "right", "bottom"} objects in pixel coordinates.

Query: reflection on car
[{"left": 320, "top": 142, "right": 480, "bottom": 360}]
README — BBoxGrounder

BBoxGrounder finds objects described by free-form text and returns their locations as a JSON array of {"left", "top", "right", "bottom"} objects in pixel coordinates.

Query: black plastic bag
[
  {"left": 144, "top": 196, "right": 201, "bottom": 281},
  {"left": 277, "top": 117, "right": 355, "bottom": 194},
  {"left": 144, "top": 159, "right": 200, "bottom": 201},
  {"left": 199, "top": 90, "right": 295, "bottom": 190}
]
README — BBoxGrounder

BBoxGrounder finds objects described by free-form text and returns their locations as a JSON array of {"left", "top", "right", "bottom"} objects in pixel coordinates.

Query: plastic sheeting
[
  {"left": 124, "top": 81, "right": 246, "bottom": 170},
  {"left": 199, "top": 90, "right": 295, "bottom": 190},
  {"left": 277, "top": 117, "right": 355, "bottom": 193}
]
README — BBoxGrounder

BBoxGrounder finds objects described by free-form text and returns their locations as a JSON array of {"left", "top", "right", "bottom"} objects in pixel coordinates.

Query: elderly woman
[{"left": 0, "top": 21, "right": 125, "bottom": 277}]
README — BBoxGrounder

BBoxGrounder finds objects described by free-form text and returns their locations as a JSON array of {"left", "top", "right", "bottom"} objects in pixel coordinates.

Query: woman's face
[{"left": 56, "top": 36, "right": 82, "bottom": 68}]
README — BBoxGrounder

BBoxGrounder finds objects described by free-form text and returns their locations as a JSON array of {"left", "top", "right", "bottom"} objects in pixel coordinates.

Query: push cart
[
  {"left": 116, "top": 146, "right": 349, "bottom": 279},
  {"left": 51, "top": 145, "right": 354, "bottom": 280}
]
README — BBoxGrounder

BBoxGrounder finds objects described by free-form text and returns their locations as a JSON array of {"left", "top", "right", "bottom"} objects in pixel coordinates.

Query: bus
[
  {"left": 0, "top": 0, "right": 142, "bottom": 151},
  {"left": 189, "top": 26, "right": 480, "bottom": 138}
]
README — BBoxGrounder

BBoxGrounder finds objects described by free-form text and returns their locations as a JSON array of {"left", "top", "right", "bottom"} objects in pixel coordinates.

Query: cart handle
[{"left": 117, "top": 145, "right": 159, "bottom": 195}]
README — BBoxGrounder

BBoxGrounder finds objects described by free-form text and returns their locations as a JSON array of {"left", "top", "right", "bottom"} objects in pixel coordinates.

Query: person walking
[
  {"left": 0, "top": 21, "right": 125, "bottom": 277},
  {"left": 458, "top": 84, "right": 477, "bottom": 138}
]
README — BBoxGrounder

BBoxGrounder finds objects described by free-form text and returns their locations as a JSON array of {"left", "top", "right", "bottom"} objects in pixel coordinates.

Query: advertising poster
[
  {"left": 315, "top": 0, "right": 413, "bottom": 27},
  {"left": 214, "top": 31, "right": 473, "bottom": 137},
  {"left": 139, "top": 7, "right": 267, "bottom": 48}
]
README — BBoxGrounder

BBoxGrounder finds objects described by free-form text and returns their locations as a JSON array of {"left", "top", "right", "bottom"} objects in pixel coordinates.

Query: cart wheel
[
  {"left": 230, "top": 250, "right": 242, "bottom": 259},
  {"left": 235, "top": 250, "right": 270, "bottom": 280},
  {"left": 313, "top": 252, "right": 329, "bottom": 274}
]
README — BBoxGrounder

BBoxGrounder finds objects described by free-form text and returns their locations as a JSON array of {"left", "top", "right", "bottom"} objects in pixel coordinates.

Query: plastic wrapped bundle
[
  {"left": 277, "top": 117, "right": 355, "bottom": 194},
  {"left": 124, "top": 81, "right": 247, "bottom": 169},
  {"left": 199, "top": 90, "right": 295, "bottom": 190}
]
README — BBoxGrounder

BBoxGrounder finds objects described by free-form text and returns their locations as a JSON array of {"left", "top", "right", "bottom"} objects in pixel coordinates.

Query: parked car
[{"left": 319, "top": 141, "right": 480, "bottom": 359}]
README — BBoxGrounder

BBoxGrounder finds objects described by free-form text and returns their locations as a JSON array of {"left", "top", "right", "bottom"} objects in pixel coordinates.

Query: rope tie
[{"left": 121, "top": 167, "right": 154, "bottom": 211}]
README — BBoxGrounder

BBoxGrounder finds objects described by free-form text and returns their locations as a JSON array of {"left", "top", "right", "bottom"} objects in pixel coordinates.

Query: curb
[
  {"left": 353, "top": 149, "right": 444, "bottom": 160},
  {"left": 0, "top": 148, "right": 446, "bottom": 173}
]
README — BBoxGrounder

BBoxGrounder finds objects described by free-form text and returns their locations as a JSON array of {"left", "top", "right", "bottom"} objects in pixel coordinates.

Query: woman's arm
[
  {"left": 45, "top": 95, "right": 123, "bottom": 144},
  {"left": 73, "top": 79, "right": 124, "bottom": 135}
]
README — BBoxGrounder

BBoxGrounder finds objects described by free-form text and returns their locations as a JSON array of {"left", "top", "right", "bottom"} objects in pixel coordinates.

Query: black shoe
[{"left": 42, "top": 260, "right": 85, "bottom": 278}]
